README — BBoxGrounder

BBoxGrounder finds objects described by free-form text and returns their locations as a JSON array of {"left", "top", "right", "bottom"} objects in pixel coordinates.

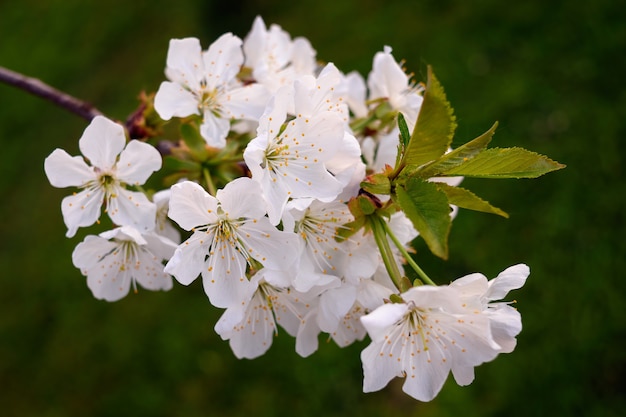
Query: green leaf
[
  {"left": 435, "top": 182, "right": 509, "bottom": 218},
  {"left": 394, "top": 177, "right": 451, "bottom": 259},
  {"left": 443, "top": 147, "right": 566, "bottom": 178},
  {"left": 180, "top": 123, "right": 209, "bottom": 160},
  {"left": 403, "top": 66, "right": 457, "bottom": 167},
  {"left": 417, "top": 121, "right": 498, "bottom": 177}
]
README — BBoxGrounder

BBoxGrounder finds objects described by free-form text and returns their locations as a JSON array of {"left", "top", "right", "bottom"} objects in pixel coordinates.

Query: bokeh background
[{"left": 1, "top": 0, "right": 624, "bottom": 416}]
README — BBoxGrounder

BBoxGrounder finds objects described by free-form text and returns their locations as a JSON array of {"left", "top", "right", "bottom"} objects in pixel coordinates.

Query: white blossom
[
  {"left": 243, "top": 16, "right": 317, "bottom": 93},
  {"left": 360, "top": 282, "right": 501, "bottom": 402},
  {"left": 164, "top": 178, "right": 300, "bottom": 308},
  {"left": 154, "top": 35, "right": 268, "bottom": 148},
  {"left": 44, "top": 116, "right": 161, "bottom": 237},
  {"left": 72, "top": 226, "right": 176, "bottom": 301},
  {"left": 215, "top": 270, "right": 315, "bottom": 359}
]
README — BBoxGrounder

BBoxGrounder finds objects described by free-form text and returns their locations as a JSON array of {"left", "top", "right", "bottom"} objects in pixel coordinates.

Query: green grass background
[{"left": 1, "top": 0, "right": 624, "bottom": 416}]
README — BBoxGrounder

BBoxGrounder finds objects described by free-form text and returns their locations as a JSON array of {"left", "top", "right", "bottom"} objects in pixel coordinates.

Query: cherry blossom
[
  {"left": 154, "top": 35, "right": 268, "bottom": 148},
  {"left": 44, "top": 116, "right": 161, "bottom": 237},
  {"left": 72, "top": 226, "right": 176, "bottom": 301},
  {"left": 164, "top": 178, "right": 300, "bottom": 308}
]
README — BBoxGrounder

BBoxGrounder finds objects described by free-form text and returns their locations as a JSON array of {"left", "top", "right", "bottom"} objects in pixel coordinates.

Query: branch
[{"left": 0, "top": 65, "right": 104, "bottom": 121}]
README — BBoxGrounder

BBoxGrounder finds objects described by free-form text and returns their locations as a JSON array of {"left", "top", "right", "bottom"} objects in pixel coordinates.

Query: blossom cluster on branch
[{"left": 42, "top": 16, "right": 563, "bottom": 401}]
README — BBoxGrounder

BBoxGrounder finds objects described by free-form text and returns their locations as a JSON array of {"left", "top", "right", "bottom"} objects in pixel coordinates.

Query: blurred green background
[{"left": 1, "top": 0, "right": 624, "bottom": 416}]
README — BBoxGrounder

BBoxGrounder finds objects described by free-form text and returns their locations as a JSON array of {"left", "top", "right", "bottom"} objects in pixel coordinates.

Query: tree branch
[{"left": 0, "top": 65, "right": 104, "bottom": 121}]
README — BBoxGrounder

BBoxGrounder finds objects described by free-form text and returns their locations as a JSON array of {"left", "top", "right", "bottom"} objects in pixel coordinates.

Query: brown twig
[{"left": 0, "top": 65, "right": 104, "bottom": 121}]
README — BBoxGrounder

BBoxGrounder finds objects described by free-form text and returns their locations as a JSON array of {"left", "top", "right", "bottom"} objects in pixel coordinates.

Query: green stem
[
  {"left": 382, "top": 220, "right": 437, "bottom": 286},
  {"left": 370, "top": 215, "right": 404, "bottom": 292},
  {"left": 203, "top": 167, "right": 217, "bottom": 196}
]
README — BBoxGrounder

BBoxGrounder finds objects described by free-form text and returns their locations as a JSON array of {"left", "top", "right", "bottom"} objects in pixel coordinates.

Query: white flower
[
  {"left": 72, "top": 226, "right": 176, "bottom": 302},
  {"left": 154, "top": 35, "right": 268, "bottom": 148},
  {"left": 244, "top": 87, "right": 347, "bottom": 225},
  {"left": 367, "top": 46, "right": 423, "bottom": 130},
  {"left": 215, "top": 270, "right": 314, "bottom": 359},
  {"left": 164, "top": 178, "right": 300, "bottom": 308},
  {"left": 44, "top": 116, "right": 161, "bottom": 237},
  {"left": 360, "top": 283, "right": 501, "bottom": 402},
  {"left": 243, "top": 16, "right": 317, "bottom": 93}
]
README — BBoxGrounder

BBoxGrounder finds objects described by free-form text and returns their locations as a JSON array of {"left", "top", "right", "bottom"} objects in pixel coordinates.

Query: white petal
[
  {"left": 44, "top": 149, "right": 95, "bottom": 188},
  {"left": 488, "top": 305, "right": 522, "bottom": 353},
  {"left": 168, "top": 181, "right": 218, "bottom": 231},
  {"left": 361, "top": 341, "right": 403, "bottom": 393},
  {"left": 400, "top": 351, "right": 450, "bottom": 402},
  {"left": 154, "top": 81, "right": 200, "bottom": 120},
  {"left": 199, "top": 111, "right": 230, "bottom": 148},
  {"left": 368, "top": 48, "right": 408, "bottom": 102},
  {"left": 486, "top": 264, "right": 530, "bottom": 301},
  {"left": 317, "top": 285, "right": 357, "bottom": 333},
  {"left": 451, "top": 365, "right": 476, "bottom": 387},
  {"left": 116, "top": 140, "right": 162, "bottom": 185},
  {"left": 220, "top": 83, "right": 269, "bottom": 121},
  {"left": 202, "top": 33, "right": 244, "bottom": 90},
  {"left": 243, "top": 16, "right": 267, "bottom": 68},
  {"left": 61, "top": 188, "right": 105, "bottom": 237},
  {"left": 164, "top": 232, "right": 210, "bottom": 285},
  {"left": 164, "top": 37, "right": 204, "bottom": 91},
  {"left": 237, "top": 219, "right": 299, "bottom": 271},
  {"left": 100, "top": 225, "right": 147, "bottom": 244},
  {"left": 360, "top": 303, "right": 407, "bottom": 342},
  {"left": 84, "top": 247, "right": 132, "bottom": 302},
  {"left": 296, "top": 310, "right": 321, "bottom": 357},
  {"left": 142, "top": 231, "right": 177, "bottom": 261},
  {"left": 72, "top": 235, "right": 117, "bottom": 271},
  {"left": 202, "top": 239, "right": 251, "bottom": 308},
  {"left": 107, "top": 188, "right": 156, "bottom": 233},
  {"left": 216, "top": 177, "right": 265, "bottom": 219},
  {"left": 78, "top": 116, "right": 126, "bottom": 171},
  {"left": 133, "top": 249, "right": 173, "bottom": 292}
]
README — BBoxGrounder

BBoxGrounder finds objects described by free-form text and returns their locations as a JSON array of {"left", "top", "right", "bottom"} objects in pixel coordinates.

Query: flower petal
[
  {"left": 154, "top": 81, "right": 200, "bottom": 120},
  {"left": 164, "top": 232, "right": 210, "bottom": 286},
  {"left": 168, "top": 181, "right": 218, "bottom": 231},
  {"left": 72, "top": 235, "right": 117, "bottom": 271},
  {"left": 107, "top": 188, "right": 156, "bottom": 233},
  {"left": 164, "top": 37, "right": 204, "bottom": 91},
  {"left": 202, "top": 239, "right": 250, "bottom": 308},
  {"left": 78, "top": 116, "right": 126, "bottom": 171},
  {"left": 44, "top": 149, "right": 95, "bottom": 188},
  {"left": 61, "top": 187, "right": 105, "bottom": 237},
  {"left": 486, "top": 264, "right": 530, "bottom": 301},
  {"left": 199, "top": 110, "right": 231, "bottom": 148},
  {"left": 216, "top": 177, "right": 265, "bottom": 219},
  {"left": 116, "top": 140, "right": 162, "bottom": 185},
  {"left": 202, "top": 33, "right": 244, "bottom": 90}
]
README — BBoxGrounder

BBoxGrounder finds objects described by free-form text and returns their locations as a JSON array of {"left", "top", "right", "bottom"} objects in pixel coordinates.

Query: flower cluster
[{"left": 43, "top": 16, "right": 561, "bottom": 401}]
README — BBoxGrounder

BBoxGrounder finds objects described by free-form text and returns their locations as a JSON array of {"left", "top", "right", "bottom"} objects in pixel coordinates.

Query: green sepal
[
  {"left": 417, "top": 121, "right": 498, "bottom": 178},
  {"left": 443, "top": 147, "right": 566, "bottom": 178},
  {"left": 403, "top": 66, "right": 457, "bottom": 168},
  {"left": 435, "top": 182, "right": 509, "bottom": 218},
  {"left": 180, "top": 123, "right": 209, "bottom": 160},
  {"left": 360, "top": 173, "right": 391, "bottom": 195},
  {"left": 394, "top": 177, "right": 451, "bottom": 259},
  {"left": 397, "top": 112, "right": 411, "bottom": 148},
  {"left": 335, "top": 196, "right": 369, "bottom": 242},
  {"left": 389, "top": 294, "right": 404, "bottom": 303}
]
